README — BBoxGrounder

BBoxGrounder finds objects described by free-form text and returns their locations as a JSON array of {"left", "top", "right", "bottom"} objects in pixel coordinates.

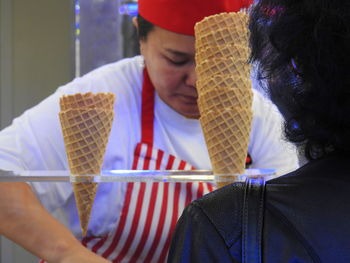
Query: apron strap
[{"left": 141, "top": 68, "right": 155, "bottom": 145}]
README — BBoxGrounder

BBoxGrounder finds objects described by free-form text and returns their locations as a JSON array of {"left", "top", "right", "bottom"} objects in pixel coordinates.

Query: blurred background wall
[
  {"left": 0, "top": 0, "right": 138, "bottom": 130},
  {"left": 0, "top": 0, "right": 138, "bottom": 261},
  {"left": 0, "top": 0, "right": 74, "bottom": 130}
]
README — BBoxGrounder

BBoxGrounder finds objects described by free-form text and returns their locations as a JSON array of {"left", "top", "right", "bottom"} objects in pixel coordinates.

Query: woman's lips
[
  {"left": 176, "top": 93, "right": 198, "bottom": 103},
  {"left": 179, "top": 95, "right": 198, "bottom": 104}
]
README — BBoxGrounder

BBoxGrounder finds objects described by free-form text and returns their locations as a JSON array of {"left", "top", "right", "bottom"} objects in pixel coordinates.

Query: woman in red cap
[{"left": 0, "top": 0, "right": 297, "bottom": 262}]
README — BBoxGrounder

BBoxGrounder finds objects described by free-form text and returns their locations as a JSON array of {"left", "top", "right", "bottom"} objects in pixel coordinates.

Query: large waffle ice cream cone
[
  {"left": 195, "top": 11, "right": 253, "bottom": 188},
  {"left": 200, "top": 108, "right": 252, "bottom": 188},
  {"left": 59, "top": 92, "right": 115, "bottom": 236}
]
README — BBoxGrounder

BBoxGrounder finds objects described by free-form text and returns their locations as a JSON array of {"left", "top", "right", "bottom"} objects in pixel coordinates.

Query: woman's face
[{"left": 139, "top": 26, "right": 198, "bottom": 118}]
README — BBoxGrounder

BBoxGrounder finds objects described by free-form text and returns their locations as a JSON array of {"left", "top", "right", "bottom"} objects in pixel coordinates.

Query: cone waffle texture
[
  {"left": 196, "top": 74, "right": 251, "bottom": 93},
  {"left": 196, "top": 58, "right": 250, "bottom": 81},
  {"left": 194, "top": 12, "right": 249, "bottom": 37},
  {"left": 195, "top": 12, "right": 253, "bottom": 188},
  {"left": 196, "top": 27, "right": 249, "bottom": 50},
  {"left": 196, "top": 43, "right": 249, "bottom": 62},
  {"left": 60, "top": 92, "right": 115, "bottom": 110},
  {"left": 200, "top": 108, "right": 252, "bottom": 188},
  {"left": 59, "top": 92, "right": 115, "bottom": 236},
  {"left": 195, "top": 12, "right": 249, "bottom": 50},
  {"left": 198, "top": 87, "right": 253, "bottom": 115}
]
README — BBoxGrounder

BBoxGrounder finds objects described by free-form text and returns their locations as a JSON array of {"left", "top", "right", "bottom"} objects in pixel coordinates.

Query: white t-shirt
[{"left": 0, "top": 56, "right": 298, "bottom": 236}]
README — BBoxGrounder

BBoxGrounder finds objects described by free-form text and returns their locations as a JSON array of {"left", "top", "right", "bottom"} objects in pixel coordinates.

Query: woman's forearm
[{"left": 0, "top": 182, "right": 109, "bottom": 263}]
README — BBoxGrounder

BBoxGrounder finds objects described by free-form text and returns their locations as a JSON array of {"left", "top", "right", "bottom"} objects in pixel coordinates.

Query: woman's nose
[{"left": 185, "top": 64, "right": 197, "bottom": 87}]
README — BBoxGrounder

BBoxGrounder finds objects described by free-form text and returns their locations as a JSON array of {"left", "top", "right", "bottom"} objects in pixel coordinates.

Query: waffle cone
[
  {"left": 195, "top": 12, "right": 253, "bottom": 187},
  {"left": 200, "top": 108, "right": 252, "bottom": 188},
  {"left": 59, "top": 93, "right": 115, "bottom": 236},
  {"left": 194, "top": 12, "right": 249, "bottom": 38},
  {"left": 198, "top": 87, "right": 253, "bottom": 115},
  {"left": 196, "top": 58, "right": 251, "bottom": 81}
]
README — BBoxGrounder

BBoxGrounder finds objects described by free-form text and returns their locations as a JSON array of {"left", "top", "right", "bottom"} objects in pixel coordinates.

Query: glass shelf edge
[{"left": 0, "top": 169, "right": 276, "bottom": 183}]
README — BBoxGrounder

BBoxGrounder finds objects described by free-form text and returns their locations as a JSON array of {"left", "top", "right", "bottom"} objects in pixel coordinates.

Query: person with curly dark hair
[
  {"left": 250, "top": 0, "right": 350, "bottom": 161},
  {"left": 168, "top": 0, "right": 350, "bottom": 262}
]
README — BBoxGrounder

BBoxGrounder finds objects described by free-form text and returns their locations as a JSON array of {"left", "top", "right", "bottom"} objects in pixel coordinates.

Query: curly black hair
[{"left": 249, "top": 0, "right": 350, "bottom": 160}]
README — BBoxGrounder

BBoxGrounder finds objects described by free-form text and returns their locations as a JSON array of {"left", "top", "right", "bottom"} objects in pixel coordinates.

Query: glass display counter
[
  {"left": 0, "top": 168, "right": 276, "bottom": 183},
  {"left": 0, "top": 168, "right": 276, "bottom": 263}
]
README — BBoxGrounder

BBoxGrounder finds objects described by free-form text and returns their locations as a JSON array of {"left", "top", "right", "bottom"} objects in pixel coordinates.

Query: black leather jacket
[{"left": 168, "top": 155, "right": 350, "bottom": 263}]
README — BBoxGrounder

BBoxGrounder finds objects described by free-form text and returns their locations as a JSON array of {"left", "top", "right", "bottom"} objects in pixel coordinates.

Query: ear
[{"left": 132, "top": 16, "right": 138, "bottom": 31}]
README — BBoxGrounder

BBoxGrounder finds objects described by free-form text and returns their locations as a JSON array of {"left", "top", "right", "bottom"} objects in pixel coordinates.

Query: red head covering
[{"left": 138, "top": 0, "right": 253, "bottom": 35}]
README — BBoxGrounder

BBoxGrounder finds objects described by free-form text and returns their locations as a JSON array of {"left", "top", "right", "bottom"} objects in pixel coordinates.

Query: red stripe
[
  {"left": 128, "top": 182, "right": 159, "bottom": 262},
  {"left": 114, "top": 182, "right": 147, "bottom": 261},
  {"left": 81, "top": 236, "right": 96, "bottom": 247},
  {"left": 101, "top": 182, "right": 134, "bottom": 258},
  {"left": 39, "top": 260, "right": 45, "bottom": 263},
  {"left": 178, "top": 160, "right": 186, "bottom": 170},
  {"left": 132, "top": 143, "right": 142, "bottom": 170},
  {"left": 157, "top": 183, "right": 181, "bottom": 263},
  {"left": 165, "top": 155, "right": 175, "bottom": 170},
  {"left": 197, "top": 182, "right": 204, "bottom": 198},
  {"left": 91, "top": 235, "right": 108, "bottom": 253},
  {"left": 185, "top": 183, "right": 193, "bottom": 206},
  {"left": 141, "top": 68, "right": 155, "bottom": 144},
  {"left": 143, "top": 183, "right": 169, "bottom": 262},
  {"left": 143, "top": 143, "right": 153, "bottom": 169},
  {"left": 207, "top": 183, "right": 214, "bottom": 192},
  {"left": 156, "top": 149, "right": 164, "bottom": 169},
  {"left": 184, "top": 165, "right": 196, "bottom": 207}
]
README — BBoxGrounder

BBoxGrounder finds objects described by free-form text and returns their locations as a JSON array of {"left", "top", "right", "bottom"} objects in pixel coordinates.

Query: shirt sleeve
[
  {"left": 0, "top": 91, "right": 65, "bottom": 170},
  {"left": 248, "top": 90, "right": 299, "bottom": 176},
  {"left": 0, "top": 88, "right": 74, "bottom": 212},
  {"left": 168, "top": 203, "right": 237, "bottom": 263}
]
